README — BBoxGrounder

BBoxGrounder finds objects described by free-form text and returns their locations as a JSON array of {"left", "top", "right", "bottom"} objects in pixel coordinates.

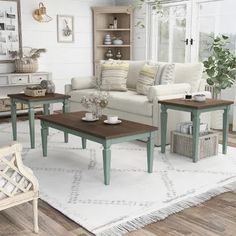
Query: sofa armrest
[
  {"left": 71, "top": 76, "right": 95, "bottom": 90},
  {"left": 65, "top": 84, "right": 72, "bottom": 94},
  {"left": 147, "top": 83, "right": 191, "bottom": 102}
]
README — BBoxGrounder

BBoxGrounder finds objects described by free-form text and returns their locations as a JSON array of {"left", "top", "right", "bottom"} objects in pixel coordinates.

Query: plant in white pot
[
  {"left": 203, "top": 35, "right": 236, "bottom": 99},
  {"left": 9, "top": 47, "right": 46, "bottom": 73}
]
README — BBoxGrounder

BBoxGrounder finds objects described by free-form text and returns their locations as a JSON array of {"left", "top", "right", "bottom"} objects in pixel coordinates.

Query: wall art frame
[
  {"left": 0, "top": 0, "right": 22, "bottom": 63},
  {"left": 57, "top": 15, "right": 74, "bottom": 43}
]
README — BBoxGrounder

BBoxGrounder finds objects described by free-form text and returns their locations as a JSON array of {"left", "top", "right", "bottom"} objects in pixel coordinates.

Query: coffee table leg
[
  {"left": 10, "top": 98, "right": 17, "bottom": 141},
  {"left": 28, "top": 105, "right": 35, "bottom": 149},
  {"left": 192, "top": 110, "right": 200, "bottom": 163},
  {"left": 82, "top": 138, "right": 86, "bottom": 149},
  {"left": 103, "top": 142, "right": 111, "bottom": 185},
  {"left": 147, "top": 132, "right": 155, "bottom": 173},
  {"left": 223, "top": 106, "right": 230, "bottom": 154},
  {"left": 41, "top": 121, "right": 48, "bottom": 157},
  {"left": 161, "top": 105, "right": 168, "bottom": 153},
  {"left": 63, "top": 99, "right": 69, "bottom": 143}
]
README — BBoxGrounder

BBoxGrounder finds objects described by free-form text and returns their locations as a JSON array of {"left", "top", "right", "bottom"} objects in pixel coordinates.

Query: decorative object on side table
[
  {"left": 24, "top": 86, "right": 46, "bottom": 97},
  {"left": 9, "top": 47, "right": 46, "bottom": 73},
  {"left": 57, "top": 15, "right": 74, "bottom": 43},
  {"left": 40, "top": 80, "right": 55, "bottom": 93}
]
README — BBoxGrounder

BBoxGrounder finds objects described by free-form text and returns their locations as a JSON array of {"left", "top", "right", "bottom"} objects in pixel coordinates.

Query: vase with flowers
[
  {"left": 80, "top": 77, "right": 109, "bottom": 119},
  {"left": 9, "top": 47, "right": 46, "bottom": 73}
]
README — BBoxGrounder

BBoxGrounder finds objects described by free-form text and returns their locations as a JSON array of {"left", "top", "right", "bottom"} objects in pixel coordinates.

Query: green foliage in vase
[{"left": 203, "top": 35, "right": 236, "bottom": 94}]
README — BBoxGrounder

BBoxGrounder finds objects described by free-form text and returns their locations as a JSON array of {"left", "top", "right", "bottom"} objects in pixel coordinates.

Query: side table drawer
[
  {"left": 31, "top": 74, "right": 48, "bottom": 84},
  {"left": 0, "top": 76, "right": 8, "bottom": 85},
  {"left": 10, "top": 75, "right": 29, "bottom": 84}
]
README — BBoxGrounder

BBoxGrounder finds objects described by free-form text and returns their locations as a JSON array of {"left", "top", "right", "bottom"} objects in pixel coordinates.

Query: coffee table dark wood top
[
  {"left": 39, "top": 111, "right": 158, "bottom": 140},
  {"left": 158, "top": 98, "right": 233, "bottom": 109},
  {"left": 8, "top": 93, "right": 70, "bottom": 102}
]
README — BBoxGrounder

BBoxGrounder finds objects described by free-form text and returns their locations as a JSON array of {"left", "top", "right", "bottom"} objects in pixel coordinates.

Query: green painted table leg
[
  {"left": 63, "top": 99, "right": 69, "bottom": 143},
  {"left": 161, "top": 105, "right": 168, "bottom": 153},
  {"left": 103, "top": 142, "right": 111, "bottom": 185},
  {"left": 147, "top": 132, "right": 155, "bottom": 173},
  {"left": 10, "top": 98, "right": 17, "bottom": 141},
  {"left": 82, "top": 138, "right": 86, "bottom": 149},
  {"left": 28, "top": 105, "right": 35, "bottom": 149},
  {"left": 43, "top": 104, "right": 50, "bottom": 115},
  {"left": 222, "top": 106, "right": 230, "bottom": 154},
  {"left": 41, "top": 121, "right": 48, "bottom": 157},
  {"left": 192, "top": 110, "right": 200, "bottom": 163}
]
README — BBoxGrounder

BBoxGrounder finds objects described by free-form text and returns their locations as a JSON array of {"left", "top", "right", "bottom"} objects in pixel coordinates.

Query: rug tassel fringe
[{"left": 96, "top": 181, "right": 236, "bottom": 236}]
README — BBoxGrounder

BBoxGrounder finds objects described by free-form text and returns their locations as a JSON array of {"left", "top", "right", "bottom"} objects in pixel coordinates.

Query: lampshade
[{"left": 33, "top": 2, "right": 52, "bottom": 23}]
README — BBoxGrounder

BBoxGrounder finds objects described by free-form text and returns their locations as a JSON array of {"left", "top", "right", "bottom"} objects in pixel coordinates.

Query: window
[{"left": 147, "top": 0, "right": 236, "bottom": 63}]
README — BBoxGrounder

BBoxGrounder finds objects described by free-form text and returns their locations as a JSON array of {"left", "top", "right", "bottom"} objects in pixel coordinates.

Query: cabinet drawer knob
[{"left": 19, "top": 78, "right": 22, "bottom": 81}]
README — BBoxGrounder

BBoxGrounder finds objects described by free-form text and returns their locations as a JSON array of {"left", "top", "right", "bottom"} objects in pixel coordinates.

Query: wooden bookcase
[{"left": 92, "top": 6, "right": 133, "bottom": 75}]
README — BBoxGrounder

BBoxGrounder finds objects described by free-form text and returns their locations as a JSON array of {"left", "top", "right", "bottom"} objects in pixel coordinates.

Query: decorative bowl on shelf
[{"left": 112, "top": 39, "right": 124, "bottom": 45}]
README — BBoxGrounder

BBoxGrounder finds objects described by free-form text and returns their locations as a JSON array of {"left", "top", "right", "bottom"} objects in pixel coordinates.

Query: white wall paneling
[{"left": 0, "top": 0, "right": 115, "bottom": 98}]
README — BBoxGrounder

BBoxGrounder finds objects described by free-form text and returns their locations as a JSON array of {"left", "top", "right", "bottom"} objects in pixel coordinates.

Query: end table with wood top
[
  {"left": 159, "top": 98, "right": 233, "bottom": 163},
  {"left": 8, "top": 93, "right": 71, "bottom": 149},
  {"left": 39, "top": 111, "right": 158, "bottom": 185}
]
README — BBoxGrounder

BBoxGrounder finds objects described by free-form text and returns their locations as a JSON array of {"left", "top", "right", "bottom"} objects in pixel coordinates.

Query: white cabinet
[{"left": 0, "top": 72, "right": 52, "bottom": 114}]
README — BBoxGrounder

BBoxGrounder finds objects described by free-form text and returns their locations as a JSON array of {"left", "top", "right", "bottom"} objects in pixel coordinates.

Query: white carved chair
[{"left": 0, "top": 143, "right": 39, "bottom": 233}]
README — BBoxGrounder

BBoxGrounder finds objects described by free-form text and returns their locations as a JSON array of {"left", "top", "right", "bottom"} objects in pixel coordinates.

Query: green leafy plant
[{"left": 203, "top": 35, "right": 236, "bottom": 95}]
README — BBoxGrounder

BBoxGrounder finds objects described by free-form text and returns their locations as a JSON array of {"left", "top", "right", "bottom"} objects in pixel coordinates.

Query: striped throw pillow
[
  {"left": 136, "top": 65, "right": 158, "bottom": 95},
  {"left": 101, "top": 62, "right": 129, "bottom": 91}
]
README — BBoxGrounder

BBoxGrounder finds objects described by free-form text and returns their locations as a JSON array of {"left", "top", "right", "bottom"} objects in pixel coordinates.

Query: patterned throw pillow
[
  {"left": 154, "top": 63, "right": 175, "bottom": 85},
  {"left": 101, "top": 61, "right": 129, "bottom": 91},
  {"left": 136, "top": 64, "right": 158, "bottom": 95}
]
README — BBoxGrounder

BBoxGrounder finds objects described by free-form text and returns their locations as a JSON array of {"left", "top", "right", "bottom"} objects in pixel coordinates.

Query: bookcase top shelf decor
[{"left": 92, "top": 6, "right": 133, "bottom": 75}]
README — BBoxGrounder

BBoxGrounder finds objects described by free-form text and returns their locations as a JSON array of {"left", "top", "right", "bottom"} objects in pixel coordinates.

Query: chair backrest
[{"left": 0, "top": 143, "right": 38, "bottom": 200}]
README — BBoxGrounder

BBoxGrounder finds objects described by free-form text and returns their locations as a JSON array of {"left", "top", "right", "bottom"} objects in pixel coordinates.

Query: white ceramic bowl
[{"left": 193, "top": 94, "right": 206, "bottom": 102}]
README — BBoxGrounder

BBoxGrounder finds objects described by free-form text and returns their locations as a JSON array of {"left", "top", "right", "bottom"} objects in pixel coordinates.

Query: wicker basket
[
  {"left": 24, "top": 88, "right": 46, "bottom": 97},
  {"left": 15, "top": 59, "right": 38, "bottom": 73},
  {"left": 170, "top": 131, "right": 219, "bottom": 159}
]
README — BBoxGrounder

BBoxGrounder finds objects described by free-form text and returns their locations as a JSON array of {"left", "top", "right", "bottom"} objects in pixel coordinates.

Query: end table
[
  {"left": 159, "top": 98, "right": 233, "bottom": 162},
  {"left": 8, "top": 93, "right": 71, "bottom": 149}
]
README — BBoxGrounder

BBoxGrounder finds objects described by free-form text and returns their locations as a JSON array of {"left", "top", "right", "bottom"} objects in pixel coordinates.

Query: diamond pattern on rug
[{"left": 1, "top": 120, "right": 236, "bottom": 236}]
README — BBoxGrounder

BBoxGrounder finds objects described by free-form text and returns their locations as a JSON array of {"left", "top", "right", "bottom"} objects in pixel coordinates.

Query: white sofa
[{"left": 65, "top": 61, "right": 211, "bottom": 145}]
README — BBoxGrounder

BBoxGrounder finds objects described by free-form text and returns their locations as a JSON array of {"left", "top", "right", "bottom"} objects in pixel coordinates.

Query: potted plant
[
  {"left": 9, "top": 47, "right": 46, "bottom": 73},
  {"left": 203, "top": 35, "right": 236, "bottom": 98}
]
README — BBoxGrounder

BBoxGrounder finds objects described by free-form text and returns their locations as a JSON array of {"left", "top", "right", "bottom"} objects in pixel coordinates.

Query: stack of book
[{"left": 176, "top": 122, "right": 208, "bottom": 135}]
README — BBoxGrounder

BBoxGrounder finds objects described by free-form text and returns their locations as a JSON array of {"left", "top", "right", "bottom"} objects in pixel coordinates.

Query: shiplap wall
[{"left": 0, "top": 0, "right": 115, "bottom": 94}]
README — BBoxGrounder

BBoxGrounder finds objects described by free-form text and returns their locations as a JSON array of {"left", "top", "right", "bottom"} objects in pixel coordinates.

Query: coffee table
[
  {"left": 8, "top": 93, "right": 71, "bottom": 149},
  {"left": 39, "top": 111, "right": 158, "bottom": 185},
  {"left": 159, "top": 98, "right": 233, "bottom": 162}
]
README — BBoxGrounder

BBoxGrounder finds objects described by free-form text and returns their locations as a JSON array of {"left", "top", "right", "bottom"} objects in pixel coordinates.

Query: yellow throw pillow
[{"left": 136, "top": 64, "right": 158, "bottom": 95}]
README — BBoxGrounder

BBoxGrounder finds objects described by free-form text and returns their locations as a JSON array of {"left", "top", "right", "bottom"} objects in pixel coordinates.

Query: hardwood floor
[{"left": 0, "top": 115, "right": 235, "bottom": 236}]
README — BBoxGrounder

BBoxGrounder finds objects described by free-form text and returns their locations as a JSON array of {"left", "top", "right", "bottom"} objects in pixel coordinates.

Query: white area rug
[{"left": 1, "top": 120, "right": 236, "bottom": 235}]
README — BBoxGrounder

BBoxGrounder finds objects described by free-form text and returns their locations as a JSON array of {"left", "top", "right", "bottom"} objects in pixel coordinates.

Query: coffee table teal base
[
  {"left": 40, "top": 120, "right": 156, "bottom": 185},
  {"left": 159, "top": 99, "right": 233, "bottom": 163},
  {"left": 8, "top": 93, "right": 70, "bottom": 149}
]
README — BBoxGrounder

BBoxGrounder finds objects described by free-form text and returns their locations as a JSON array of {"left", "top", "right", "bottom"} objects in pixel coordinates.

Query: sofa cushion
[
  {"left": 107, "top": 90, "right": 152, "bottom": 117},
  {"left": 101, "top": 61, "right": 129, "bottom": 91},
  {"left": 69, "top": 89, "right": 153, "bottom": 117},
  {"left": 71, "top": 76, "right": 95, "bottom": 90},
  {"left": 136, "top": 64, "right": 158, "bottom": 95},
  {"left": 174, "top": 63, "right": 203, "bottom": 92}
]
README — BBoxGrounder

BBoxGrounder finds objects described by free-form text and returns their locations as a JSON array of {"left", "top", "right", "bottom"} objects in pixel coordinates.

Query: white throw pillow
[{"left": 174, "top": 63, "right": 203, "bottom": 92}]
